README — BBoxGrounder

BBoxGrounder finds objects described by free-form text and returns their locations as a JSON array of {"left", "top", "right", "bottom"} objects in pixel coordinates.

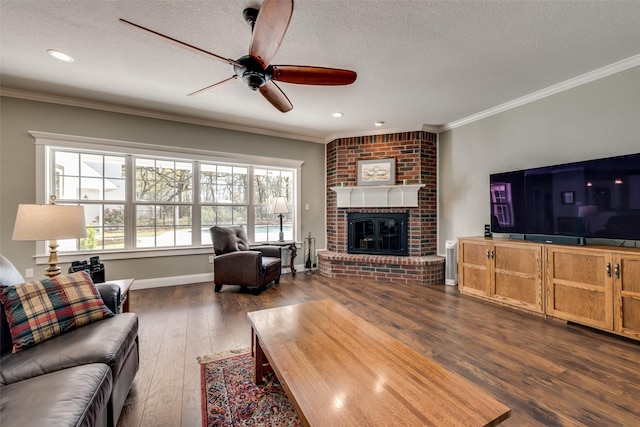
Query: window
[
  {"left": 135, "top": 159, "right": 193, "bottom": 248},
  {"left": 200, "top": 164, "right": 248, "bottom": 246},
  {"left": 54, "top": 150, "right": 126, "bottom": 251},
  {"left": 254, "top": 168, "right": 294, "bottom": 242},
  {"left": 36, "top": 132, "right": 301, "bottom": 258}
]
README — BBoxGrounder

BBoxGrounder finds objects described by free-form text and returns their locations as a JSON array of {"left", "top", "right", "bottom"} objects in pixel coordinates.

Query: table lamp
[
  {"left": 270, "top": 197, "right": 290, "bottom": 242},
  {"left": 12, "top": 196, "right": 87, "bottom": 277}
]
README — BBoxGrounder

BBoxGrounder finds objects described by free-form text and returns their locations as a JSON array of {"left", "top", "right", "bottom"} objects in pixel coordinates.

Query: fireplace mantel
[{"left": 331, "top": 184, "right": 425, "bottom": 208}]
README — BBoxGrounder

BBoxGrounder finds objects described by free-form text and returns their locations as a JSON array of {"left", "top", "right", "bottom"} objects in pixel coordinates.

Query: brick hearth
[
  {"left": 318, "top": 251, "right": 444, "bottom": 285},
  {"left": 321, "top": 131, "right": 445, "bottom": 285}
]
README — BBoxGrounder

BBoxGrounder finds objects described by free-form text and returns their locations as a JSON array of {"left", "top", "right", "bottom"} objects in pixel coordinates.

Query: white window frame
[{"left": 32, "top": 131, "right": 303, "bottom": 264}]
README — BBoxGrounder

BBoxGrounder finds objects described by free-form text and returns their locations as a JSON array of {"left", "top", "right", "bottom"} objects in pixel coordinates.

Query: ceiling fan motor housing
[{"left": 235, "top": 55, "right": 272, "bottom": 90}]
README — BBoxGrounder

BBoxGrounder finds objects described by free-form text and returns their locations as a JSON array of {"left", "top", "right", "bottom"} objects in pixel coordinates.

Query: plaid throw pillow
[{"left": 0, "top": 271, "right": 114, "bottom": 353}]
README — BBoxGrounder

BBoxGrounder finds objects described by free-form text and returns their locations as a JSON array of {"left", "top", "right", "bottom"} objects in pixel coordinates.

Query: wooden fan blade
[
  {"left": 259, "top": 81, "right": 293, "bottom": 112},
  {"left": 187, "top": 76, "right": 238, "bottom": 96},
  {"left": 249, "top": 0, "right": 293, "bottom": 67},
  {"left": 272, "top": 65, "right": 357, "bottom": 85},
  {"left": 120, "top": 18, "right": 241, "bottom": 67}
]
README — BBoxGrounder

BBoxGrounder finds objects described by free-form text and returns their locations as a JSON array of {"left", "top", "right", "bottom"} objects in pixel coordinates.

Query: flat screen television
[{"left": 490, "top": 153, "right": 640, "bottom": 244}]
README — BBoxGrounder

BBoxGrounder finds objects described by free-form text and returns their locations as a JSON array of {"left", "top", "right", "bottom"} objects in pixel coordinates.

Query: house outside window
[{"left": 54, "top": 150, "right": 126, "bottom": 251}]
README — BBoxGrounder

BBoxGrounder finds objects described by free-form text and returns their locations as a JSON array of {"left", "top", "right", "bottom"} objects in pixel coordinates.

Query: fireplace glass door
[{"left": 348, "top": 213, "right": 408, "bottom": 256}]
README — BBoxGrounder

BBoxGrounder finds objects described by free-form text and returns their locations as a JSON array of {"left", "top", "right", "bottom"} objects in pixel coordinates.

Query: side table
[
  {"left": 257, "top": 241, "right": 298, "bottom": 275},
  {"left": 109, "top": 278, "right": 134, "bottom": 312}
]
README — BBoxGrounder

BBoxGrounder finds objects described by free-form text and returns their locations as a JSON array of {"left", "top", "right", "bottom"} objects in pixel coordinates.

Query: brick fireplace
[{"left": 318, "top": 131, "right": 445, "bottom": 285}]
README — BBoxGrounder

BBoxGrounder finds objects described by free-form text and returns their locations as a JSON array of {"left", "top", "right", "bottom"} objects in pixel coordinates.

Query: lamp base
[
  {"left": 44, "top": 240, "right": 61, "bottom": 278},
  {"left": 278, "top": 213, "right": 285, "bottom": 242},
  {"left": 44, "top": 265, "right": 61, "bottom": 277}
]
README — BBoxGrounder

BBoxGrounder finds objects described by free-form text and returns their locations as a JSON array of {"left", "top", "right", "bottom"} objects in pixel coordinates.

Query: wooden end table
[
  {"left": 255, "top": 241, "right": 298, "bottom": 275},
  {"left": 108, "top": 278, "right": 134, "bottom": 312}
]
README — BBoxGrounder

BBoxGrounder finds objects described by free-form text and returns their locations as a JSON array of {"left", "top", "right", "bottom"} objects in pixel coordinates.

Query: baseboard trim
[
  {"left": 129, "top": 264, "right": 308, "bottom": 290},
  {"left": 131, "top": 273, "right": 214, "bottom": 290}
]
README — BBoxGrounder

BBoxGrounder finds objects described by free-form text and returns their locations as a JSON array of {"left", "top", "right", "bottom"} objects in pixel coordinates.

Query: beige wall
[
  {"left": 0, "top": 97, "right": 326, "bottom": 279},
  {"left": 3, "top": 65, "right": 639, "bottom": 280},
  {"left": 438, "top": 66, "right": 640, "bottom": 253}
]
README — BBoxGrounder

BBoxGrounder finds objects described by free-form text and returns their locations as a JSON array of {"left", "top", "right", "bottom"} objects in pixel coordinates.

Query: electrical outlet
[
  {"left": 305, "top": 203, "right": 310, "bottom": 210},
  {"left": 25, "top": 268, "right": 34, "bottom": 278},
  {"left": 208, "top": 255, "right": 215, "bottom": 264}
]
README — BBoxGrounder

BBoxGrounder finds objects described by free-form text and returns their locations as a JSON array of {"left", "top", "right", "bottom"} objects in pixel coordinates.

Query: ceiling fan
[{"left": 120, "top": 0, "right": 357, "bottom": 113}]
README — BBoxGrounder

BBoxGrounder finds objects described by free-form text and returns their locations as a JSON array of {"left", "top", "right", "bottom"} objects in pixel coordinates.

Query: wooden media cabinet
[{"left": 458, "top": 237, "right": 640, "bottom": 341}]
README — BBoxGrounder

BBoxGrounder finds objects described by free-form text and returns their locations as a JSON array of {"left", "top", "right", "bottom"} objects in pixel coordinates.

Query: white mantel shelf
[{"left": 331, "top": 184, "right": 425, "bottom": 208}]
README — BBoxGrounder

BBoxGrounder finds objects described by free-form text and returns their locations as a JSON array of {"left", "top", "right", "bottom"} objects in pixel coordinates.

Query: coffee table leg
[{"left": 254, "top": 334, "right": 266, "bottom": 384}]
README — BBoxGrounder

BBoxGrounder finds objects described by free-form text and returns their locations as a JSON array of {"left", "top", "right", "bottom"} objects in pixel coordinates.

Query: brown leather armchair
[{"left": 210, "top": 226, "right": 282, "bottom": 294}]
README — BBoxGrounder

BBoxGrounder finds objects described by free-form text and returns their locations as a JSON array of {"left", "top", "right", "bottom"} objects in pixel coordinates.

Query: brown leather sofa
[
  {"left": 0, "top": 254, "right": 139, "bottom": 427},
  {"left": 210, "top": 226, "right": 282, "bottom": 294}
]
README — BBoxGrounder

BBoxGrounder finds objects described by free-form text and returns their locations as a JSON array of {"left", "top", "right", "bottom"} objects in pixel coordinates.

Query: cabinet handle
[
  {"left": 606, "top": 262, "right": 611, "bottom": 277},
  {"left": 490, "top": 250, "right": 495, "bottom": 259},
  {"left": 487, "top": 250, "right": 491, "bottom": 259},
  {"left": 614, "top": 263, "right": 620, "bottom": 279}
]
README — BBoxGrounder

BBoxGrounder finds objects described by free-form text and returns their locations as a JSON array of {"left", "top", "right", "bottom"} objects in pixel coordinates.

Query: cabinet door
[
  {"left": 458, "top": 239, "right": 490, "bottom": 297},
  {"left": 491, "top": 242, "right": 543, "bottom": 313},
  {"left": 546, "top": 247, "right": 613, "bottom": 330},
  {"left": 613, "top": 252, "right": 640, "bottom": 340}
]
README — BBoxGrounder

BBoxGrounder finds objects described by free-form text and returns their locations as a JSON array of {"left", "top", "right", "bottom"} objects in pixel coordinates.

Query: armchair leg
[
  {"left": 253, "top": 285, "right": 267, "bottom": 296},
  {"left": 214, "top": 284, "right": 222, "bottom": 292}
]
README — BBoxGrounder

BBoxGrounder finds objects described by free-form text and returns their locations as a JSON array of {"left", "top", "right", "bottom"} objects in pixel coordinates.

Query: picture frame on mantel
[{"left": 357, "top": 158, "right": 395, "bottom": 186}]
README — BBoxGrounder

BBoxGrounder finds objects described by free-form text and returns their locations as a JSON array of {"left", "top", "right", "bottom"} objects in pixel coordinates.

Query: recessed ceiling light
[
  {"left": 332, "top": 112, "right": 344, "bottom": 118},
  {"left": 47, "top": 49, "right": 74, "bottom": 62},
  {"left": 374, "top": 121, "right": 384, "bottom": 127}
]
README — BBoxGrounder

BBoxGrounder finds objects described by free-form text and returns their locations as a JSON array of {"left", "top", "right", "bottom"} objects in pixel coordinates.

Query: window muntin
[
  {"left": 135, "top": 159, "right": 193, "bottom": 203},
  {"left": 136, "top": 205, "right": 192, "bottom": 248},
  {"left": 47, "top": 145, "right": 296, "bottom": 254},
  {"left": 55, "top": 151, "right": 126, "bottom": 201},
  {"left": 200, "top": 164, "right": 247, "bottom": 203}
]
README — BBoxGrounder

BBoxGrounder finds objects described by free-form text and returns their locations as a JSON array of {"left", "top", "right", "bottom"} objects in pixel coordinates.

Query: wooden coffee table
[{"left": 247, "top": 299, "right": 510, "bottom": 426}]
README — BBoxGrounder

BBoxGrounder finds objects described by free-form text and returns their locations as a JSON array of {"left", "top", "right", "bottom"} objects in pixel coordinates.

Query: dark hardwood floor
[{"left": 117, "top": 272, "right": 640, "bottom": 427}]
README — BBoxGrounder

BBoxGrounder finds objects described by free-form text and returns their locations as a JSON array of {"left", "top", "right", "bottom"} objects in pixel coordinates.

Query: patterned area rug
[{"left": 199, "top": 350, "right": 302, "bottom": 427}]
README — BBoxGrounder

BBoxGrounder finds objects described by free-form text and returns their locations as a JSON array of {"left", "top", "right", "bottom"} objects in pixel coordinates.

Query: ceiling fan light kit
[{"left": 121, "top": 0, "right": 357, "bottom": 113}]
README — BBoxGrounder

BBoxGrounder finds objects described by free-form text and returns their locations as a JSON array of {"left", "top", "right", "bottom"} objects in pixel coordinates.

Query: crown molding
[
  {"left": 324, "top": 124, "right": 428, "bottom": 143},
  {"left": 3, "top": 54, "right": 637, "bottom": 141},
  {"left": 441, "top": 54, "right": 640, "bottom": 131},
  {"left": 0, "top": 87, "right": 325, "bottom": 144}
]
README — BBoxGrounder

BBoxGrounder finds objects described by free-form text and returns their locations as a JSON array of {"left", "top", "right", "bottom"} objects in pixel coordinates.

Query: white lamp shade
[
  {"left": 269, "top": 197, "right": 290, "bottom": 215},
  {"left": 12, "top": 204, "right": 87, "bottom": 241}
]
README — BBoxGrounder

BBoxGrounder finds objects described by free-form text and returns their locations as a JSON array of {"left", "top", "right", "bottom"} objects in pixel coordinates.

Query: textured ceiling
[{"left": 2, "top": 0, "right": 640, "bottom": 143}]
